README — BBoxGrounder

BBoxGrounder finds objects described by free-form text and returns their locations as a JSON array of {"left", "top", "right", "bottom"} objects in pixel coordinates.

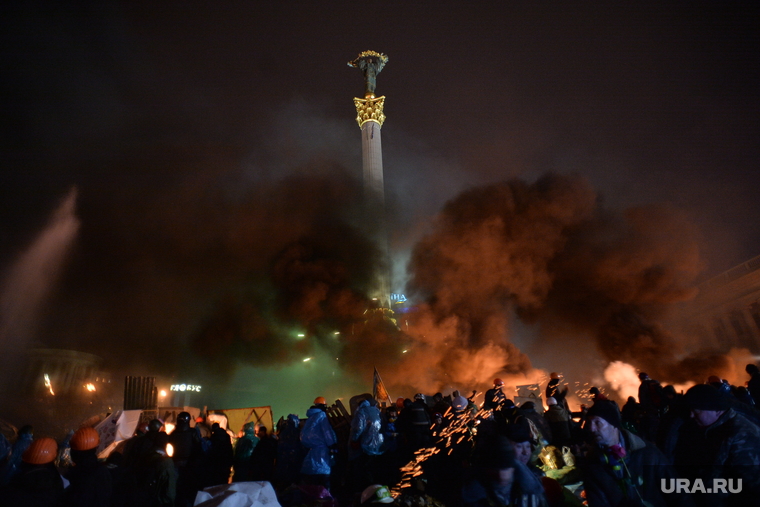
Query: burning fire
[
  {"left": 85, "top": 383, "right": 96, "bottom": 392},
  {"left": 43, "top": 373, "right": 55, "bottom": 396}
]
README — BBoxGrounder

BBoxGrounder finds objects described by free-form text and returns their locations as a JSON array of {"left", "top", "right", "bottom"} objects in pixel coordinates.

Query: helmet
[
  {"left": 195, "top": 416, "right": 204, "bottom": 424},
  {"left": 396, "top": 397, "right": 405, "bottom": 409},
  {"left": 314, "top": 396, "right": 327, "bottom": 405},
  {"left": 71, "top": 426, "right": 100, "bottom": 451},
  {"left": 414, "top": 393, "right": 425, "bottom": 401},
  {"left": 360, "top": 484, "right": 394, "bottom": 504},
  {"left": 707, "top": 375, "right": 721, "bottom": 384},
  {"left": 136, "top": 422, "right": 150, "bottom": 435},
  {"left": 177, "top": 412, "right": 191, "bottom": 424},
  {"left": 22, "top": 437, "right": 58, "bottom": 465},
  {"left": 493, "top": 378, "right": 504, "bottom": 387},
  {"left": 148, "top": 419, "right": 164, "bottom": 432},
  {"left": 550, "top": 372, "right": 560, "bottom": 380}
]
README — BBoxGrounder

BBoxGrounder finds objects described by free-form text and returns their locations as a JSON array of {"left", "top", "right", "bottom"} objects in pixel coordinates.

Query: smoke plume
[{"left": 397, "top": 173, "right": 711, "bottom": 397}]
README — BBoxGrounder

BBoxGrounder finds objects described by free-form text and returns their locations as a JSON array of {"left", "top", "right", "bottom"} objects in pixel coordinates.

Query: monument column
[{"left": 349, "top": 51, "right": 391, "bottom": 308}]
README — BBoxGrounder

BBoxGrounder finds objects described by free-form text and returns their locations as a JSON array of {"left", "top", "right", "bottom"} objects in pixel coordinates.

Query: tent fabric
[{"left": 193, "top": 481, "right": 280, "bottom": 507}]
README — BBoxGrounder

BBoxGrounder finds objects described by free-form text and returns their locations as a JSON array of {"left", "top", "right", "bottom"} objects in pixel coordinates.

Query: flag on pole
[{"left": 373, "top": 367, "right": 393, "bottom": 407}]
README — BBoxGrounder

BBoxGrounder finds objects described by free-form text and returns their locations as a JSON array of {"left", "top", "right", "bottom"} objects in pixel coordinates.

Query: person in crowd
[
  {"left": 431, "top": 392, "right": 451, "bottom": 417},
  {"left": 546, "top": 373, "right": 569, "bottom": 409},
  {"left": 589, "top": 387, "right": 608, "bottom": 403},
  {"left": 461, "top": 434, "right": 546, "bottom": 506},
  {"left": 0, "top": 424, "right": 33, "bottom": 487},
  {"left": 348, "top": 398, "right": 385, "bottom": 494},
  {"left": 402, "top": 393, "right": 432, "bottom": 456},
  {"left": 582, "top": 400, "right": 691, "bottom": 507},
  {"left": 202, "top": 422, "right": 233, "bottom": 488},
  {"left": 519, "top": 401, "right": 552, "bottom": 445},
  {"left": 128, "top": 431, "right": 177, "bottom": 507},
  {"left": 544, "top": 397, "right": 572, "bottom": 448},
  {"left": 637, "top": 372, "right": 664, "bottom": 442},
  {"left": 484, "top": 378, "right": 507, "bottom": 412},
  {"left": 273, "top": 414, "right": 303, "bottom": 490},
  {"left": 0, "top": 436, "right": 64, "bottom": 507},
  {"left": 678, "top": 383, "right": 760, "bottom": 505},
  {"left": 168, "top": 411, "right": 203, "bottom": 507},
  {"left": 745, "top": 363, "right": 760, "bottom": 407},
  {"left": 505, "top": 416, "right": 540, "bottom": 476},
  {"left": 300, "top": 396, "right": 338, "bottom": 491},
  {"left": 62, "top": 426, "right": 112, "bottom": 507},
  {"left": 232, "top": 421, "right": 260, "bottom": 482},
  {"left": 250, "top": 425, "right": 277, "bottom": 483}
]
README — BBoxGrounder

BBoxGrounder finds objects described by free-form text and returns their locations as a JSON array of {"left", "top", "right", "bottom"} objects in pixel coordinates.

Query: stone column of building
[{"left": 350, "top": 51, "right": 391, "bottom": 308}]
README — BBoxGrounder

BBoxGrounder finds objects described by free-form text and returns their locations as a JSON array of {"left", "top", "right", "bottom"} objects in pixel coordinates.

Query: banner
[
  {"left": 373, "top": 367, "right": 393, "bottom": 407},
  {"left": 94, "top": 409, "right": 142, "bottom": 454}
]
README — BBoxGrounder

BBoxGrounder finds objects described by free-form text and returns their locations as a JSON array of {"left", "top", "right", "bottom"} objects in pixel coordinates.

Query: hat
[
  {"left": 685, "top": 384, "right": 730, "bottom": 411},
  {"left": 477, "top": 435, "right": 516, "bottom": 470},
  {"left": 452, "top": 395, "right": 468, "bottom": 411},
  {"left": 505, "top": 417, "right": 532, "bottom": 443},
  {"left": 586, "top": 400, "right": 621, "bottom": 429},
  {"left": 360, "top": 484, "right": 394, "bottom": 504},
  {"left": 414, "top": 393, "right": 425, "bottom": 401},
  {"left": 520, "top": 401, "right": 535, "bottom": 411},
  {"left": 546, "top": 397, "right": 557, "bottom": 406}
]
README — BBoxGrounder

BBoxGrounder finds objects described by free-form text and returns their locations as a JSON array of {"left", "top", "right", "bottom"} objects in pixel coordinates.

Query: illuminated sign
[
  {"left": 391, "top": 293, "right": 407, "bottom": 302},
  {"left": 170, "top": 384, "right": 202, "bottom": 392}
]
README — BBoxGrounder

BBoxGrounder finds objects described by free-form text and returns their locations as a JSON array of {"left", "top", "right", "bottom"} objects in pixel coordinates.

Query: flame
[
  {"left": 85, "top": 383, "right": 96, "bottom": 392},
  {"left": 164, "top": 422, "right": 175, "bottom": 434},
  {"left": 43, "top": 373, "right": 55, "bottom": 396}
]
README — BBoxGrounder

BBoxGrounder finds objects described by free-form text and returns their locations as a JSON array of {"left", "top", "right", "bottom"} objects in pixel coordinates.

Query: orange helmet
[
  {"left": 314, "top": 396, "right": 327, "bottom": 405},
  {"left": 71, "top": 426, "right": 100, "bottom": 451},
  {"left": 493, "top": 378, "right": 504, "bottom": 387},
  {"left": 550, "top": 372, "right": 560, "bottom": 380},
  {"left": 396, "top": 397, "right": 405, "bottom": 409},
  {"left": 22, "top": 437, "right": 58, "bottom": 465}
]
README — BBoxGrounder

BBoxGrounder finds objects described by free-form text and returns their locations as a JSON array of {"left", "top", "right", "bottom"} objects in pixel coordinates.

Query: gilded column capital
[{"left": 353, "top": 96, "right": 386, "bottom": 128}]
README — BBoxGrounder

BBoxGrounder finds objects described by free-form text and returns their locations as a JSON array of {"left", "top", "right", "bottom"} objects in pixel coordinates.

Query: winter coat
[
  {"left": 544, "top": 405, "right": 572, "bottom": 447},
  {"left": 0, "top": 462, "right": 64, "bottom": 507},
  {"left": 62, "top": 449, "right": 113, "bottom": 507},
  {"left": 300, "top": 408, "right": 337, "bottom": 476},
  {"left": 685, "top": 408, "right": 760, "bottom": 506},
  {"left": 582, "top": 428, "right": 692, "bottom": 507},
  {"left": 0, "top": 432, "right": 33, "bottom": 487},
  {"left": 461, "top": 460, "right": 548, "bottom": 507},
  {"left": 484, "top": 387, "right": 507, "bottom": 411},
  {"left": 232, "top": 426, "right": 259, "bottom": 482},
  {"left": 349, "top": 400, "right": 384, "bottom": 459},
  {"left": 275, "top": 414, "right": 304, "bottom": 485}
]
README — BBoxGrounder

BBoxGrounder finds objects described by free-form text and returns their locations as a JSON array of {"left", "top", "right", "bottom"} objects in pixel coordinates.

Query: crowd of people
[{"left": 3, "top": 364, "right": 760, "bottom": 507}]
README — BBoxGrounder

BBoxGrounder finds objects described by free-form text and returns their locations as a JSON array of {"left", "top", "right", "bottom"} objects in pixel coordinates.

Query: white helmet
[{"left": 361, "top": 484, "right": 394, "bottom": 504}]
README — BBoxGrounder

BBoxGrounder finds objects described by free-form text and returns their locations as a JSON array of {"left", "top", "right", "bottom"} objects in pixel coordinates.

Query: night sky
[{"left": 1, "top": 2, "right": 759, "bottom": 418}]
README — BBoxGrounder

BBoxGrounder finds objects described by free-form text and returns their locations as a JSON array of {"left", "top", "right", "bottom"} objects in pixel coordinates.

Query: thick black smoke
[{"left": 404, "top": 173, "right": 712, "bottom": 392}]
